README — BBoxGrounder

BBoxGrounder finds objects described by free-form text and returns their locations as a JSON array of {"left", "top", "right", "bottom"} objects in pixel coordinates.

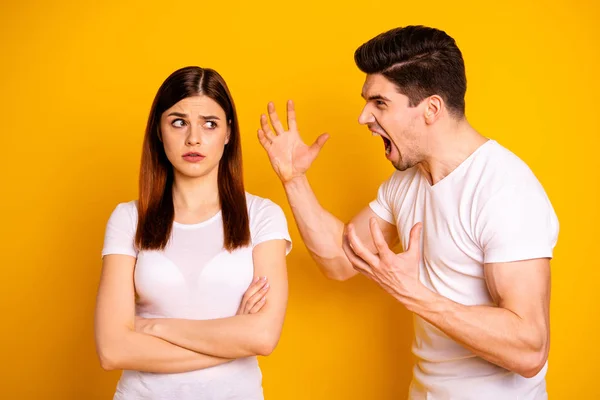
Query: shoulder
[
  {"left": 467, "top": 140, "right": 552, "bottom": 213},
  {"left": 106, "top": 200, "right": 139, "bottom": 230},
  {"left": 110, "top": 200, "right": 139, "bottom": 219},
  {"left": 478, "top": 140, "right": 545, "bottom": 189},
  {"left": 245, "top": 192, "right": 285, "bottom": 217},
  {"left": 244, "top": 192, "right": 292, "bottom": 252},
  {"left": 370, "top": 167, "right": 421, "bottom": 223},
  {"left": 102, "top": 200, "right": 140, "bottom": 257},
  {"left": 472, "top": 141, "right": 558, "bottom": 223}
]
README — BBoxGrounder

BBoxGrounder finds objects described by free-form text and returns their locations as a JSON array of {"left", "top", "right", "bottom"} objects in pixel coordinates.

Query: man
[{"left": 257, "top": 25, "right": 559, "bottom": 399}]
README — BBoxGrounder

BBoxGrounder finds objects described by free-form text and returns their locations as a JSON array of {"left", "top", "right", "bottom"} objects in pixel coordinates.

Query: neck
[
  {"left": 418, "top": 118, "right": 488, "bottom": 185},
  {"left": 172, "top": 168, "right": 220, "bottom": 222}
]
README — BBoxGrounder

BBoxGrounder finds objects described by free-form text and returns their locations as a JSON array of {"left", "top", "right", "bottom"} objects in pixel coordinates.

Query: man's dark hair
[{"left": 354, "top": 25, "right": 467, "bottom": 117}]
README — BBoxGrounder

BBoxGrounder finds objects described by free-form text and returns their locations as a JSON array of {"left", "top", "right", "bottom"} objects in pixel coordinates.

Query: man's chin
[{"left": 391, "top": 158, "right": 414, "bottom": 172}]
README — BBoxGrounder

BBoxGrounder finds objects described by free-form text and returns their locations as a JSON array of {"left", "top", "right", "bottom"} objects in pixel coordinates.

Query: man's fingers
[
  {"left": 342, "top": 228, "right": 374, "bottom": 274},
  {"left": 267, "top": 102, "right": 286, "bottom": 135},
  {"left": 369, "top": 218, "right": 395, "bottom": 263},
  {"left": 260, "top": 114, "right": 276, "bottom": 142},
  {"left": 309, "top": 133, "right": 329, "bottom": 156},
  {"left": 406, "top": 222, "right": 423, "bottom": 257},
  {"left": 287, "top": 100, "right": 298, "bottom": 132},
  {"left": 346, "top": 224, "right": 380, "bottom": 268},
  {"left": 257, "top": 129, "right": 270, "bottom": 148}
]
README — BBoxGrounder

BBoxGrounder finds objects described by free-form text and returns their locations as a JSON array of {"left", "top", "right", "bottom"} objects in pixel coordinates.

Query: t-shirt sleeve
[
  {"left": 477, "top": 183, "right": 559, "bottom": 264},
  {"left": 101, "top": 202, "right": 139, "bottom": 258},
  {"left": 368, "top": 173, "right": 397, "bottom": 225},
  {"left": 250, "top": 199, "right": 293, "bottom": 255}
]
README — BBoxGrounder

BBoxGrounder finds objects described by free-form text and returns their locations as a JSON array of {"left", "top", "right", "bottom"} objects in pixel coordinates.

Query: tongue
[{"left": 381, "top": 137, "right": 391, "bottom": 153}]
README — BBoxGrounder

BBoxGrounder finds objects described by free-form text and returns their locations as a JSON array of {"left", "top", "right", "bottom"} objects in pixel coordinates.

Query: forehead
[
  {"left": 361, "top": 74, "right": 399, "bottom": 98},
  {"left": 165, "top": 95, "right": 225, "bottom": 116}
]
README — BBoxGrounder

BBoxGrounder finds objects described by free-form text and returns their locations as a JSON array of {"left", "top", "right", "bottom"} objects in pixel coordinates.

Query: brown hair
[
  {"left": 135, "top": 66, "right": 250, "bottom": 251},
  {"left": 354, "top": 25, "right": 467, "bottom": 117}
]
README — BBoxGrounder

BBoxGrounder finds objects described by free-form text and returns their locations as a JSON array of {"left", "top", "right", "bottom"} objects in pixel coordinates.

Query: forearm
[
  {"left": 145, "top": 314, "right": 278, "bottom": 359},
  {"left": 283, "top": 175, "right": 354, "bottom": 279},
  {"left": 98, "top": 330, "right": 231, "bottom": 373},
  {"left": 410, "top": 290, "right": 548, "bottom": 377}
]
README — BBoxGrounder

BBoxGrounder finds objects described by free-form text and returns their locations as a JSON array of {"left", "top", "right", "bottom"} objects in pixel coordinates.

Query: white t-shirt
[
  {"left": 101, "top": 193, "right": 292, "bottom": 400},
  {"left": 369, "top": 140, "right": 559, "bottom": 400}
]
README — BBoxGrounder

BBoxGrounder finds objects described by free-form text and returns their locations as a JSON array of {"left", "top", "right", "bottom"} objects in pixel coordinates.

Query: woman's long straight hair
[{"left": 135, "top": 66, "right": 250, "bottom": 251}]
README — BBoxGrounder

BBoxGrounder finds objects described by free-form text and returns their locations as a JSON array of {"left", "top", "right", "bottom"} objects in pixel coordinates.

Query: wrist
[
  {"left": 401, "top": 284, "right": 441, "bottom": 315},
  {"left": 282, "top": 174, "right": 307, "bottom": 189}
]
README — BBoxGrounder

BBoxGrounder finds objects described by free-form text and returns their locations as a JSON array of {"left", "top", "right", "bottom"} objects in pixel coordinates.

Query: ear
[
  {"left": 225, "top": 120, "right": 232, "bottom": 145},
  {"left": 157, "top": 127, "right": 163, "bottom": 143},
  {"left": 424, "top": 95, "right": 443, "bottom": 124}
]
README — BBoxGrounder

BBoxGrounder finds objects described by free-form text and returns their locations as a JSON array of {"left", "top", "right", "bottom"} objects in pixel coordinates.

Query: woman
[{"left": 94, "top": 66, "right": 292, "bottom": 400}]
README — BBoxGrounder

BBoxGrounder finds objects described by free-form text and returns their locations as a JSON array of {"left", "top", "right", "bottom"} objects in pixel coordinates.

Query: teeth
[{"left": 385, "top": 146, "right": 391, "bottom": 156}]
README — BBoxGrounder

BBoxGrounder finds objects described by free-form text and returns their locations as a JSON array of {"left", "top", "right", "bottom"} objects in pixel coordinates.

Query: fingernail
[{"left": 261, "top": 276, "right": 267, "bottom": 281}]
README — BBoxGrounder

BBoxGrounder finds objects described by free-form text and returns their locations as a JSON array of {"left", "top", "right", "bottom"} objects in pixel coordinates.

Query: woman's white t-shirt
[{"left": 101, "top": 192, "right": 292, "bottom": 400}]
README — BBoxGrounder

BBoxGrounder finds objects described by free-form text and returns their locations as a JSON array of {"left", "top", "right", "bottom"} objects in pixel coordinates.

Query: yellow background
[{"left": 1, "top": 0, "right": 598, "bottom": 398}]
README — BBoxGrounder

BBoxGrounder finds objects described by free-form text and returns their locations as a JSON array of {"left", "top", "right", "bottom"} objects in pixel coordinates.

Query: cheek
[
  {"left": 379, "top": 117, "right": 403, "bottom": 145},
  {"left": 207, "top": 129, "right": 229, "bottom": 148},
  {"left": 161, "top": 134, "right": 181, "bottom": 159},
  {"left": 388, "top": 114, "right": 419, "bottom": 142}
]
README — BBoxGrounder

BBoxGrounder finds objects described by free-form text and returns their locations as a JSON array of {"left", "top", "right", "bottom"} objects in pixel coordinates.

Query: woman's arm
[
  {"left": 137, "top": 239, "right": 289, "bottom": 358},
  {"left": 94, "top": 254, "right": 233, "bottom": 373}
]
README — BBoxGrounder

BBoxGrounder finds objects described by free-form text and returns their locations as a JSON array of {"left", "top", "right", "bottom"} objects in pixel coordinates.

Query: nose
[
  {"left": 358, "top": 105, "right": 375, "bottom": 125},
  {"left": 186, "top": 124, "right": 201, "bottom": 146}
]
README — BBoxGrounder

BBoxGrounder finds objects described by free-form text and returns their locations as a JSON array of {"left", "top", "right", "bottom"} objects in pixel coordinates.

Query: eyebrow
[
  {"left": 166, "top": 112, "right": 221, "bottom": 120},
  {"left": 361, "top": 93, "right": 391, "bottom": 102}
]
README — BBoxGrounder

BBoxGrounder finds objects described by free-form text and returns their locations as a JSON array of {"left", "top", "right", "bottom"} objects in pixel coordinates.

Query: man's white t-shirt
[
  {"left": 101, "top": 193, "right": 292, "bottom": 400},
  {"left": 369, "top": 140, "right": 559, "bottom": 400}
]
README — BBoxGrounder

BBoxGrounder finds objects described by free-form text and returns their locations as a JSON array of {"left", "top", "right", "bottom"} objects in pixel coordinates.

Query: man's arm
[
  {"left": 346, "top": 218, "right": 552, "bottom": 378},
  {"left": 412, "top": 258, "right": 550, "bottom": 377},
  {"left": 137, "top": 239, "right": 289, "bottom": 359},
  {"left": 257, "top": 100, "right": 398, "bottom": 281},
  {"left": 284, "top": 176, "right": 398, "bottom": 280}
]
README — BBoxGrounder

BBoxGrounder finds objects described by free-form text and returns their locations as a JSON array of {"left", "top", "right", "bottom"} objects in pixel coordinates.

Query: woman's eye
[
  {"left": 172, "top": 119, "right": 186, "bottom": 128},
  {"left": 205, "top": 121, "right": 217, "bottom": 129}
]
